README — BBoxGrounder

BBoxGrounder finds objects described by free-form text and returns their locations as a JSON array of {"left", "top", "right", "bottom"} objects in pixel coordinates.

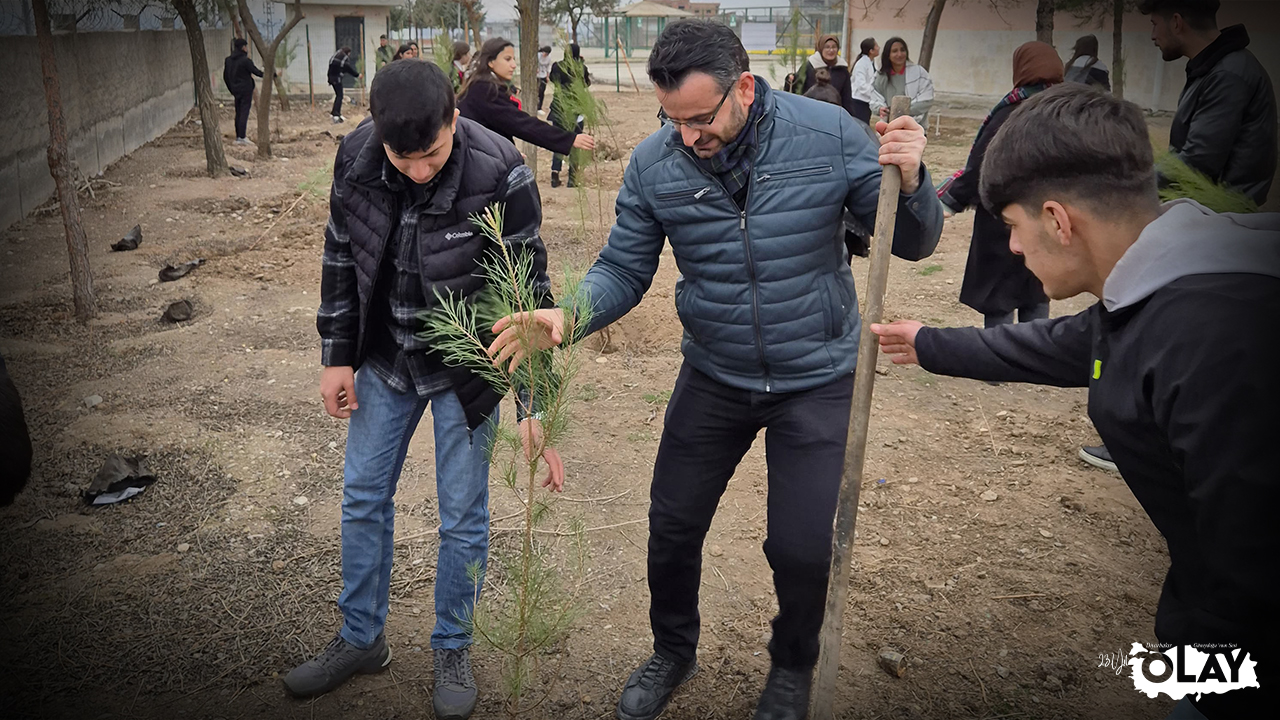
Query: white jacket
[
  {"left": 870, "top": 62, "right": 935, "bottom": 124},
  {"left": 851, "top": 55, "right": 876, "bottom": 103}
]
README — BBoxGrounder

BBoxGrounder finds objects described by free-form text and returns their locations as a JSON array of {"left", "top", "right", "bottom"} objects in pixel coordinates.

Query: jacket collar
[
  {"left": 347, "top": 118, "right": 469, "bottom": 215},
  {"left": 1185, "top": 24, "right": 1249, "bottom": 80},
  {"left": 808, "top": 52, "right": 848, "bottom": 70}
]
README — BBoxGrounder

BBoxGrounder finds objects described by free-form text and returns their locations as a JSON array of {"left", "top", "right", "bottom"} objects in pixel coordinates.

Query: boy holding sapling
[{"left": 290, "top": 59, "right": 560, "bottom": 720}]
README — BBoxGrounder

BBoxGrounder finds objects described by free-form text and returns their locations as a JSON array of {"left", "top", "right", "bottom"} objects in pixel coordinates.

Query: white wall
[{"left": 282, "top": 7, "right": 391, "bottom": 95}]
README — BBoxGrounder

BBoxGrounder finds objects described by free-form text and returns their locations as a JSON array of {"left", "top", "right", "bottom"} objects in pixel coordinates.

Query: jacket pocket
[
  {"left": 674, "top": 276, "right": 702, "bottom": 343},
  {"left": 757, "top": 165, "right": 834, "bottom": 183},
  {"left": 823, "top": 275, "right": 846, "bottom": 338},
  {"left": 655, "top": 186, "right": 712, "bottom": 202}
]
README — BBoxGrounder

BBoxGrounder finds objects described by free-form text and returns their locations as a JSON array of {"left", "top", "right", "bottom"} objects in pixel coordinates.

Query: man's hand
[
  {"left": 488, "top": 308, "right": 567, "bottom": 373},
  {"left": 942, "top": 207, "right": 956, "bottom": 219},
  {"left": 870, "top": 320, "right": 925, "bottom": 366},
  {"left": 320, "top": 366, "right": 358, "bottom": 418},
  {"left": 520, "top": 418, "right": 565, "bottom": 492},
  {"left": 875, "top": 115, "right": 927, "bottom": 195},
  {"left": 573, "top": 134, "right": 597, "bottom": 151}
]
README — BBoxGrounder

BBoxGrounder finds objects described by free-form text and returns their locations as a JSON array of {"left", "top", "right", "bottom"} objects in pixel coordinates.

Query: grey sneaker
[
  {"left": 433, "top": 647, "right": 478, "bottom": 719},
  {"left": 1079, "top": 445, "right": 1119, "bottom": 472},
  {"left": 282, "top": 632, "right": 391, "bottom": 698}
]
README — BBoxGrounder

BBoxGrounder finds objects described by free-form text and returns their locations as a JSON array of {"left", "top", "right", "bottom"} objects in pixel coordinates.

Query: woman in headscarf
[
  {"left": 870, "top": 37, "right": 934, "bottom": 126},
  {"left": 1064, "top": 34, "right": 1111, "bottom": 91},
  {"left": 937, "top": 41, "right": 1064, "bottom": 329},
  {"left": 800, "top": 34, "right": 855, "bottom": 116}
]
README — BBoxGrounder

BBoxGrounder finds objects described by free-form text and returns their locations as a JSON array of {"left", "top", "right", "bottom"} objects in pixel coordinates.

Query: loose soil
[{"left": 0, "top": 92, "right": 1176, "bottom": 720}]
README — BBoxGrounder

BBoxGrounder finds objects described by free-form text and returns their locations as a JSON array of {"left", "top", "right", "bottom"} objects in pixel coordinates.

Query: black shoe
[
  {"left": 566, "top": 176, "right": 577, "bottom": 189},
  {"left": 282, "top": 632, "right": 391, "bottom": 698},
  {"left": 1079, "top": 444, "right": 1118, "bottom": 472},
  {"left": 616, "top": 653, "right": 698, "bottom": 720},
  {"left": 753, "top": 665, "right": 813, "bottom": 720},
  {"left": 550, "top": 172, "right": 561, "bottom": 188}
]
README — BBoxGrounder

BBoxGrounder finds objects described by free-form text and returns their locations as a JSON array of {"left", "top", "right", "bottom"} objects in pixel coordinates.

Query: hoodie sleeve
[{"left": 914, "top": 307, "right": 1095, "bottom": 387}]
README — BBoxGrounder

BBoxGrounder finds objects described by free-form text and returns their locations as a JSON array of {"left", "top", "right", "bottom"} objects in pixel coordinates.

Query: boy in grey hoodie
[{"left": 873, "top": 84, "right": 1278, "bottom": 720}]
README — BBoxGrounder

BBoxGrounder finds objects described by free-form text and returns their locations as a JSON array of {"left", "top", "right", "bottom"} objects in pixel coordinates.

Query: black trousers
[
  {"left": 538, "top": 78, "right": 548, "bottom": 110},
  {"left": 232, "top": 91, "right": 253, "bottom": 140},
  {"left": 331, "top": 82, "right": 344, "bottom": 117},
  {"left": 547, "top": 110, "right": 583, "bottom": 177},
  {"left": 648, "top": 362, "right": 853, "bottom": 670}
]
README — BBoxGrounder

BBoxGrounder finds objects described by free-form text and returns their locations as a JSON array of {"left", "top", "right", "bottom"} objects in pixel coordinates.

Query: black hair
[
  {"left": 813, "top": 67, "right": 831, "bottom": 85},
  {"left": 340, "top": 46, "right": 351, "bottom": 54},
  {"left": 539, "top": 45, "right": 552, "bottom": 54},
  {"left": 647, "top": 19, "right": 749, "bottom": 93},
  {"left": 379, "top": 34, "right": 387, "bottom": 40},
  {"left": 233, "top": 37, "right": 248, "bottom": 51},
  {"left": 856, "top": 37, "right": 876, "bottom": 65},
  {"left": 1138, "top": 0, "right": 1220, "bottom": 30},
  {"left": 369, "top": 60, "right": 456, "bottom": 155},
  {"left": 880, "top": 37, "right": 909, "bottom": 75},
  {"left": 980, "top": 84, "right": 1156, "bottom": 216},
  {"left": 393, "top": 43, "right": 412, "bottom": 60},
  {"left": 568, "top": 43, "right": 582, "bottom": 61}
]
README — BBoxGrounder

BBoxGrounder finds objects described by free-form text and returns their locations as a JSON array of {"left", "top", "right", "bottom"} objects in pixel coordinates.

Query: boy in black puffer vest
[{"left": 290, "top": 60, "right": 558, "bottom": 720}]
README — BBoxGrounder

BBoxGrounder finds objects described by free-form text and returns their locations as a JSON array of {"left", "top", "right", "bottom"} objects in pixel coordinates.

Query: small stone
[
  {"left": 996, "top": 665, "right": 1009, "bottom": 678},
  {"left": 293, "top": 495, "right": 309, "bottom": 506},
  {"left": 996, "top": 410, "right": 1009, "bottom": 418},
  {"left": 1039, "top": 529, "right": 1055, "bottom": 538},
  {"left": 580, "top": 694, "right": 592, "bottom": 704},
  {"left": 595, "top": 356, "right": 609, "bottom": 364},
  {"left": 708, "top": 545, "right": 724, "bottom": 557},
  {"left": 907, "top": 476, "right": 919, "bottom": 484},
  {"left": 272, "top": 560, "right": 286, "bottom": 572},
  {"left": 980, "top": 490, "right": 999, "bottom": 502},
  {"left": 176, "top": 542, "right": 191, "bottom": 553},
  {"left": 878, "top": 537, "right": 890, "bottom": 546},
  {"left": 84, "top": 394, "right": 103, "bottom": 408}
]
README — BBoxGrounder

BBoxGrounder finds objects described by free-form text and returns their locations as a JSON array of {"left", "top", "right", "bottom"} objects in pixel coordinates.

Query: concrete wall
[
  {"left": 847, "top": 0, "right": 1280, "bottom": 111},
  {"left": 284, "top": 7, "right": 392, "bottom": 95},
  {"left": 1, "top": 28, "right": 231, "bottom": 232}
]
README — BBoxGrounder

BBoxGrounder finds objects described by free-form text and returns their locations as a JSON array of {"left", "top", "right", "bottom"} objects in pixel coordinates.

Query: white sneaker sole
[{"left": 1078, "top": 448, "right": 1118, "bottom": 473}]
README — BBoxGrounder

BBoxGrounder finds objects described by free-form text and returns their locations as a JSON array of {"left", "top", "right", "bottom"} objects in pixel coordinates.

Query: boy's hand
[
  {"left": 320, "top": 366, "right": 358, "bottom": 418},
  {"left": 520, "top": 418, "right": 565, "bottom": 492},
  {"left": 870, "top": 320, "right": 925, "bottom": 365},
  {"left": 488, "top": 308, "right": 567, "bottom": 373}
]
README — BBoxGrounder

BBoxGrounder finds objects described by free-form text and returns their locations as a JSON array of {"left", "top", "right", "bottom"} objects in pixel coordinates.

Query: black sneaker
[
  {"left": 433, "top": 647, "right": 478, "bottom": 720},
  {"left": 616, "top": 653, "right": 698, "bottom": 720},
  {"left": 753, "top": 665, "right": 812, "bottom": 720},
  {"left": 550, "top": 172, "right": 561, "bottom": 188},
  {"left": 1079, "top": 445, "right": 1118, "bottom": 472},
  {"left": 282, "top": 632, "right": 391, "bottom": 698}
]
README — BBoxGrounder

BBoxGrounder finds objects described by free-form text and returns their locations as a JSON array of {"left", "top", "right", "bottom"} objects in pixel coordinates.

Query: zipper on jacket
[
  {"left": 673, "top": 109, "right": 771, "bottom": 391},
  {"left": 757, "top": 164, "right": 833, "bottom": 183},
  {"left": 655, "top": 186, "right": 712, "bottom": 201}
]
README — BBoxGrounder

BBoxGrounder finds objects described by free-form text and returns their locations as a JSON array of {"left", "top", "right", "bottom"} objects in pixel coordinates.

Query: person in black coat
[
  {"left": 223, "top": 38, "right": 263, "bottom": 144},
  {"left": 457, "top": 38, "right": 595, "bottom": 164},
  {"left": 800, "top": 34, "right": 855, "bottom": 117},
  {"left": 1142, "top": 0, "right": 1277, "bottom": 205},
  {"left": 328, "top": 47, "right": 361, "bottom": 123},
  {"left": 938, "top": 41, "right": 1063, "bottom": 328},
  {"left": 546, "top": 43, "right": 593, "bottom": 188},
  {"left": 874, "top": 83, "right": 1280, "bottom": 720}
]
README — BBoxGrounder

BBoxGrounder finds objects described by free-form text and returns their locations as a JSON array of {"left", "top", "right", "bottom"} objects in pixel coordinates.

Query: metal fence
[{"left": 564, "top": 6, "right": 846, "bottom": 57}]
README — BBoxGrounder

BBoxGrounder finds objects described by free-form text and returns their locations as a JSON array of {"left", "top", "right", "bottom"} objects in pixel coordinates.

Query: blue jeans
[{"left": 337, "top": 369, "right": 494, "bottom": 651}]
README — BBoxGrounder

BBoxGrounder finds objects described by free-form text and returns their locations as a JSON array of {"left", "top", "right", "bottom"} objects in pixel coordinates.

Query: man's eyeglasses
[{"left": 657, "top": 85, "right": 733, "bottom": 129}]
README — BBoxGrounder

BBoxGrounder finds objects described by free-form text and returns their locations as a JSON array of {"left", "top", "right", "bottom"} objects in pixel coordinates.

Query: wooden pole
[
  {"left": 616, "top": 37, "right": 640, "bottom": 93},
  {"left": 359, "top": 21, "right": 366, "bottom": 108},
  {"left": 305, "top": 23, "right": 314, "bottom": 109},
  {"left": 810, "top": 95, "right": 912, "bottom": 720}
]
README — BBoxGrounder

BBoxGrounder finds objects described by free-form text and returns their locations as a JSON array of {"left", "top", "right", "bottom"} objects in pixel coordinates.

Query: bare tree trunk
[
  {"left": 1113, "top": 0, "right": 1125, "bottom": 98},
  {"left": 518, "top": 0, "right": 540, "bottom": 172},
  {"left": 173, "top": 0, "right": 227, "bottom": 177},
  {"left": 465, "top": 2, "right": 483, "bottom": 49},
  {"left": 569, "top": 11, "right": 580, "bottom": 45},
  {"left": 237, "top": 0, "right": 304, "bottom": 158},
  {"left": 1036, "top": 0, "right": 1055, "bottom": 45},
  {"left": 917, "top": 0, "right": 948, "bottom": 72},
  {"left": 273, "top": 67, "right": 291, "bottom": 111},
  {"left": 32, "top": 0, "right": 96, "bottom": 321}
]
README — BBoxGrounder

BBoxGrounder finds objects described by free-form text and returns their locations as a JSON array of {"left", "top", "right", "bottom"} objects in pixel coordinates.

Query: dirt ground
[{"left": 0, "top": 88, "right": 1180, "bottom": 720}]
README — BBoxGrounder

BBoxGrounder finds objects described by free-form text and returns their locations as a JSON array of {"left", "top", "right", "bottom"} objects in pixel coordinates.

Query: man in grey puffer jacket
[{"left": 488, "top": 20, "right": 943, "bottom": 720}]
